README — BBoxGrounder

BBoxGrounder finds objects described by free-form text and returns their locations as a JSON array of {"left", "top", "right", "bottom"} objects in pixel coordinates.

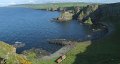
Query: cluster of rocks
[
  {"left": 13, "top": 41, "right": 25, "bottom": 48},
  {"left": 48, "top": 39, "right": 75, "bottom": 46}
]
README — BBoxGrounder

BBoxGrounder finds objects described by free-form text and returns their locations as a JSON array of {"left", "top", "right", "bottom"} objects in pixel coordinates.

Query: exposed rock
[
  {"left": 48, "top": 39, "right": 73, "bottom": 46},
  {"left": 13, "top": 41, "right": 25, "bottom": 48},
  {"left": 57, "top": 11, "right": 73, "bottom": 22},
  {"left": 84, "top": 17, "right": 93, "bottom": 25},
  {"left": 78, "top": 4, "right": 99, "bottom": 22}
]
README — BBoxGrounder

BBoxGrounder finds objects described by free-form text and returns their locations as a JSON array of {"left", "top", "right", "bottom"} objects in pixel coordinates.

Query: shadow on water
[{"left": 73, "top": 29, "right": 120, "bottom": 64}]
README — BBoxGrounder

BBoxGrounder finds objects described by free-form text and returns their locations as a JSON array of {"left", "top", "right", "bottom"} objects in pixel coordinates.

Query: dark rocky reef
[{"left": 48, "top": 39, "right": 73, "bottom": 46}]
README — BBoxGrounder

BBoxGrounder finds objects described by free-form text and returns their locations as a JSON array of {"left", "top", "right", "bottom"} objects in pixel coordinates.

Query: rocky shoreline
[
  {"left": 20, "top": 39, "right": 77, "bottom": 59},
  {"left": 22, "top": 48, "right": 51, "bottom": 59}
]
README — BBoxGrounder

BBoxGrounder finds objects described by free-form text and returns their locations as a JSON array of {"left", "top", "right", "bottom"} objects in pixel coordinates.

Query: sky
[{"left": 0, "top": 0, "right": 120, "bottom": 6}]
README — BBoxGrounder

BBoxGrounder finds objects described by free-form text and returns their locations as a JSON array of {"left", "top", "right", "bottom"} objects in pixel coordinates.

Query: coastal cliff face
[
  {"left": 78, "top": 4, "right": 99, "bottom": 21},
  {"left": 56, "top": 4, "right": 99, "bottom": 24},
  {"left": 0, "top": 41, "right": 31, "bottom": 64}
]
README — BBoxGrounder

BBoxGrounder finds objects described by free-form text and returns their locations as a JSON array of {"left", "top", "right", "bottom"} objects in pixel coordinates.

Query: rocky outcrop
[
  {"left": 78, "top": 4, "right": 99, "bottom": 22},
  {"left": 56, "top": 4, "right": 99, "bottom": 23},
  {"left": 84, "top": 17, "right": 93, "bottom": 25},
  {"left": 57, "top": 11, "right": 73, "bottom": 22},
  {"left": 13, "top": 41, "right": 25, "bottom": 48}
]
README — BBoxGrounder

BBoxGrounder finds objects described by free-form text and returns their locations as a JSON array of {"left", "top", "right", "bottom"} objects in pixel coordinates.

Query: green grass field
[{"left": 13, "top": 2, "right": 90, "bottom": 10}]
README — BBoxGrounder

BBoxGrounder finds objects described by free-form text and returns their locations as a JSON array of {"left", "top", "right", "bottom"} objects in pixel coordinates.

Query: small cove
[{"left": 0, "top": 7, "right": 108, "bottom": 53}]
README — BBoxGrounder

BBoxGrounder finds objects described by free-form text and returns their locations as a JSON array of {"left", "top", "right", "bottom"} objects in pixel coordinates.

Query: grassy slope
[
  {"left": 60, "top": 41, "right": 91, "bottom": 64},
  {"left": 0, "top": 41, "right": 17, "bottom": 64},
  {"left": 57, "top": 21, "right": 120, "bottom": 64},
  {"left": 61, "top": 3, "right": 120, "bottom": 64},
  {"left": 72, "top": 17, "right": 120, "bottom": 64},
  {"left": 0, "top": 41, "right": 32, "bottom": 64}
]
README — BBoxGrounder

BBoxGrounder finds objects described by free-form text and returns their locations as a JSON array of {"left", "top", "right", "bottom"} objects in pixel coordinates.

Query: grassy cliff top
[
  {"left": 0, "top": 41, "right": 32, "bottom": 64},
  {"left": 12, "top": 2, "right": 92, "bottom": 9}
]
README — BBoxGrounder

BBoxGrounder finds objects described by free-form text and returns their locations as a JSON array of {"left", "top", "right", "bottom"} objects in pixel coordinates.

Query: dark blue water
[{"left": 0, "top": 7, "right": 105, "bottom": 53}]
